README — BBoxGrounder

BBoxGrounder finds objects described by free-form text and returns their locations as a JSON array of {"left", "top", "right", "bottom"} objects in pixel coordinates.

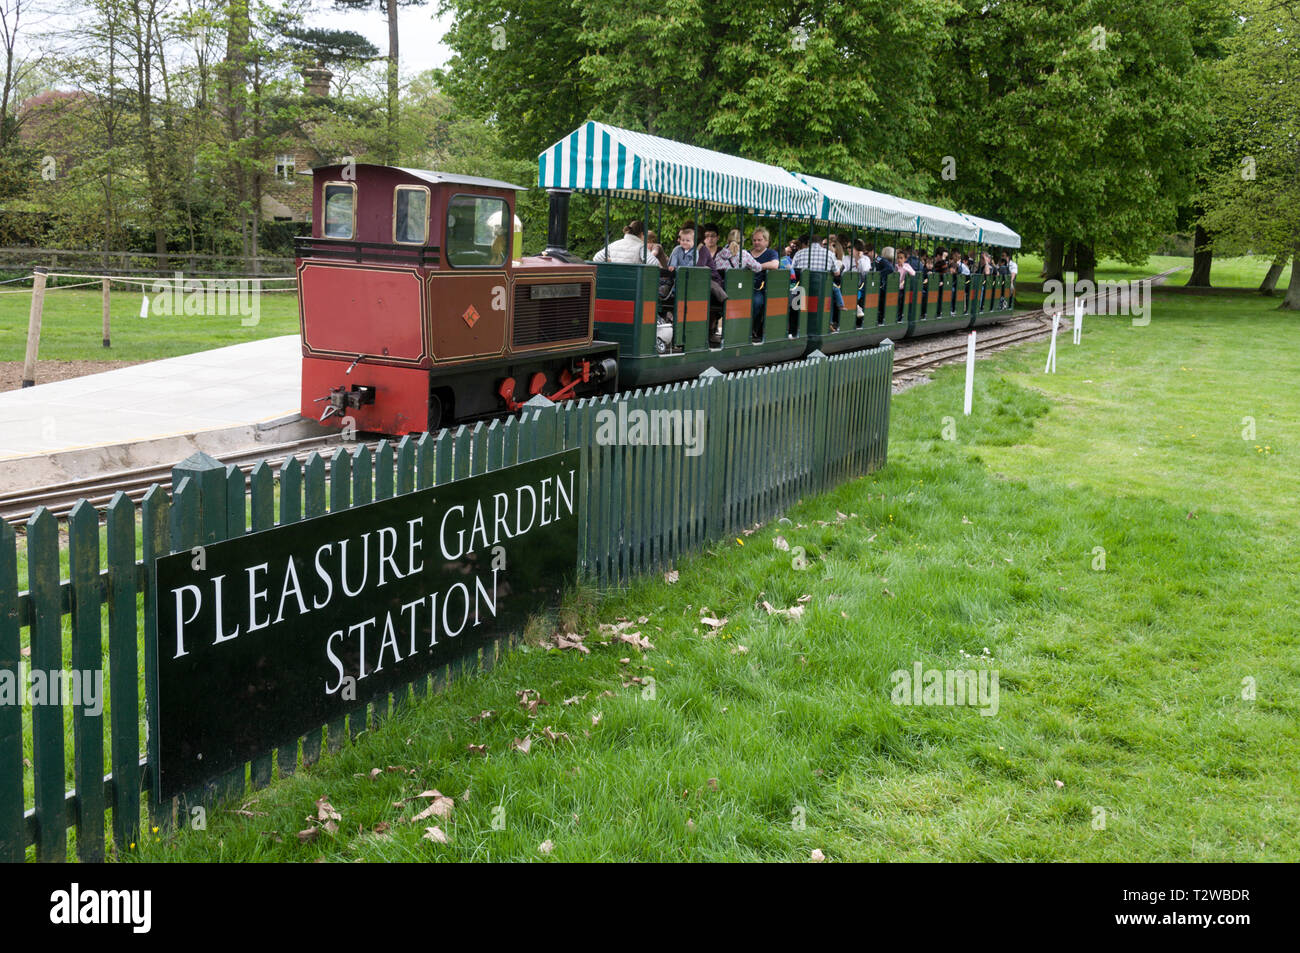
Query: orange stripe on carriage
[
  {"left": 725, "top": 299, "right": 749, "bottom": 320},
  {"left": 595, "top": 298, "right": 635, "bottom": 325},
  {"left": 684, "top": 299, "right": 708, "bottom": 323}
]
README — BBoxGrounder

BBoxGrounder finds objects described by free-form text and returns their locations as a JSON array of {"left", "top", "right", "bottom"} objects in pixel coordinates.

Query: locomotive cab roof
[
  {"left": 303, "top": 163, "right": 531, "bottom": 263},
  {"left": 308, "top": 162, "right": 529, "bottom": 193}
]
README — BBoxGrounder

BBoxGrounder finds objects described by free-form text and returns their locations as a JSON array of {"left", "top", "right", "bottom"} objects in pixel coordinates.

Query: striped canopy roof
[
  {"left": 887, "top": 195, "right": 980, "bottom": 242},
  {"left": 795, "top": 173, "right": 919, "bottom": 232},
  {"left": 961, "top": 213, "right": 1022, "bottom": 249},
  {"left": 537, "top": 121, "right": 819, "bottom": 217}
]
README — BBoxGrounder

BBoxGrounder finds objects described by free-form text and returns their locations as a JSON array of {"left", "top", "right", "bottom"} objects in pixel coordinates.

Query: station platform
[{"left": 0, "top": 335, "right": 326, "bottom": 489}]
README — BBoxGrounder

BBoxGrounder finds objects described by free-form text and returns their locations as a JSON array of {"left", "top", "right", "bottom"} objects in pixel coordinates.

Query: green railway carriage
[{"left": 534, "top": 119, "right": 1023, "bottom": 394}]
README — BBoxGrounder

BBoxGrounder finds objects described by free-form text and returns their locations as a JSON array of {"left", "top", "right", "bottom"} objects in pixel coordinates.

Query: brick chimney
[{"left": 303, "top": 67, "right": 333, "bottom": 98}]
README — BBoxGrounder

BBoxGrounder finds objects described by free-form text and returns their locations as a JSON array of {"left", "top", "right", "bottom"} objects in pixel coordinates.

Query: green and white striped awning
[
  {"left": 889, "top": 195, "right": 980, "bottom": 243},
  {"left": 795, "top": 173, "right": 920, "bottom": 232},
  {"left": 961, "top": 213, "right": 1021, "bottom": 249},
  {"left": 537, "top": 121, "right": 819, "bottom": 218}
]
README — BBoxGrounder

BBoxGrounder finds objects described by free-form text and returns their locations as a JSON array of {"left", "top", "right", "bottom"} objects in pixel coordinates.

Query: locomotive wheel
[{"left": 429, "top": 389, "right": 453, "bottom": 431}]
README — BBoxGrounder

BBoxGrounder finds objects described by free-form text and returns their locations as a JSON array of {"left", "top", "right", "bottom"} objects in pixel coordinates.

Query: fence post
[
  {"left": 167, "top": 451, "right": 230, "bottom": 819},
  {"left": 21, "top": 267, "right": 47, "bottom": 388},
  {"left": 807, "top": 350, "right": 830, "bottom": 491},
  {"left": 102, "top": 278, "right": 111, "bottom": 348},
  {"left": 698, "top": 367, "right": 728, "bottom": 540}
]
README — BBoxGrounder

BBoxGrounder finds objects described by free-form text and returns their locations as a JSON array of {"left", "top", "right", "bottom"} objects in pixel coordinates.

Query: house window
[
  {"left": 275, "top": 155, "right": 295, "bottom": 182},
  {"left": 323, "top": 182, "right": 356, "bottom": 239},
  {"left": 393, "top": 185, "right": 430, "bottom": 245},
  {"left": 446, "top": 194, "right": 508, "bottom": 267}
]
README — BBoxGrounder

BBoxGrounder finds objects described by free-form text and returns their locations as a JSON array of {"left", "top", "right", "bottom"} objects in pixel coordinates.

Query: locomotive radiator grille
[{"left": 512, "top": 280, "right": 592, "bottom": 349}]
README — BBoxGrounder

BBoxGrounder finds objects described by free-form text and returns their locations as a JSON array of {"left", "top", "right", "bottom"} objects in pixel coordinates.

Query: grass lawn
[
  {"left": 1014, "top": 253, "right": 1291, "bottom": 290},
  {"left": 0, "top": 286, "right": 300, "bottom": 363},
  {"left": 119, "top": 288, "right": 1299, "bottom": 862}
]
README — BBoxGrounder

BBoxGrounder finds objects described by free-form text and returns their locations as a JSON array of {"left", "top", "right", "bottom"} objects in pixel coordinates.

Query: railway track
[
  {"left": 890, "top": 267, "right": 1183, "bottom": 382},
  {"left": 1, "top": 269, "right": 1182, "bottom": 527},
  {"left": 0, "top": 434, "right": 360, "bottom": 526}
]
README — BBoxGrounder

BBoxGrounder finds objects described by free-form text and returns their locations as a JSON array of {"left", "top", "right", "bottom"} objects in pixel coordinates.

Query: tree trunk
[
  {"left": 1187, "top": 223, "right": 1212, "bottom": 287},
  {"left": 1042, "top": 236, "right": 1064, "bottom": 282},
  {"left": 1282, "top": 245, "right": 1300, "bottom": 311},
  {"left": 223, "top": 1, "right": 251, "bottom": 268},
  {"left": 385, "top": 0, "right": 399, "bottom": 164},
  {"left": 1259, "top": 252, "right": 1286, "bottom": 296},
  {"left": 1073, "top": 241, "right": 1096, "bottom": 284}
]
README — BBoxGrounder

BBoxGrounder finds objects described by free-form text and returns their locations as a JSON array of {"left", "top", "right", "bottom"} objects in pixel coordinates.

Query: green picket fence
[{"left": 0, "top": 343, "right": 893, "bottom": 862}]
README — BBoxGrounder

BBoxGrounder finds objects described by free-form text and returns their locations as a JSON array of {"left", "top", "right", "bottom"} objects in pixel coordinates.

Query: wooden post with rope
[
  {"left": 102, "top": 277, "right": 111, "bottom": 347},
  {"left": 21, "top": 267, "right": 48, "bottom": 388}
]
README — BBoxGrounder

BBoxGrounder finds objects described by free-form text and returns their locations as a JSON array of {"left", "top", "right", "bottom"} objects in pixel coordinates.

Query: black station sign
[{"left": 153, "top": 449, "right": 580, "bottom": 799}]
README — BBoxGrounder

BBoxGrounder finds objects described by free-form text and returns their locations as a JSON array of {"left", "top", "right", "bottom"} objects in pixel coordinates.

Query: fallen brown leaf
[{"left": 315, "top": 797, "right": 341, "bottom": 823}]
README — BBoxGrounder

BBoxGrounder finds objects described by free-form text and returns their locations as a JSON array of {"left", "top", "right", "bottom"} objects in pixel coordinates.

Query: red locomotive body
[{"left": 296, "top": 164, "right": 617, "bottom": 434}]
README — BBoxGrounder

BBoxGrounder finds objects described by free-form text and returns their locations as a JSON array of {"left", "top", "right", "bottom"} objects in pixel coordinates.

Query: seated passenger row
[{"left": 591, "top": 219, "right": 1017, "bottom": 344}]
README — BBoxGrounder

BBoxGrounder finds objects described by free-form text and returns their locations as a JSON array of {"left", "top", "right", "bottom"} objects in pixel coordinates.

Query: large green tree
[
  {"left": 931, "top": 0, "right": 1223, "bottom": 281},
  {"left": 437, "top": 0, "right": 954, "bottom": 195},
  {"left": 1199, "top": 0, "right": 1300, "bottom": 308}
]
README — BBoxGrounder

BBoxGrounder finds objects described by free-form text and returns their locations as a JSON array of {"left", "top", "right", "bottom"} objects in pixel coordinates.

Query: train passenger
[
  {"left": 876, "top": 245, "right": 897, "bottom": 276},
  {"left": 907, "top": 248, "right": 922, "bottom": 273},
  {"left": 827, "top": 237, "right": 848, "bottom": 322},
  {"left": 715, "top": 228, "right": 762, "bottom": 272},
  {"left": 895, "top": 250, "right": 916, "bottom": 279},
  {"left": 792, "top": 233, "right": 841, "bottom": 274},
  {"left": 792, "top": 234, "right": 843, "bottom": 333},
  {"left": 697, "top": 223, "right": 730, "bottom": 344},
  {"left": 593, "top": 219, "right": 648, "bottom": 263},
  {"left": 697, "top": 224, "right": 729, "bottom": 303},
  {"left": 852, "top": 239, "right": 871, "bottom": 318},
  {"left": 780, "top": 237, "right": 798, "bottom": 272},
  {"left": 748, "top": 227, "right": 780, "bottom": 341}
]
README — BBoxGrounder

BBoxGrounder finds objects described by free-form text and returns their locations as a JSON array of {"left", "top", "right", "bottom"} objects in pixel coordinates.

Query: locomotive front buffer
[{"left": 316, "top": 383, "right": 376, "bottom": 422}]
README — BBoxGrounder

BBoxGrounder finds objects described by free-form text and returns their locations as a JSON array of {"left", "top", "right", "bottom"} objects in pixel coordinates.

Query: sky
[
  {"left": 15, "top": 0, "right": 458, "bottom": 78},
  {"left": 322, "top": 2, "right": 457, "bottom": 74}
]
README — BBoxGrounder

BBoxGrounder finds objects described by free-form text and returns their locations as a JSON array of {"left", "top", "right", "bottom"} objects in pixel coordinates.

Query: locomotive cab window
[
  {"left": 393, "top": 185, "right": 430, "bottom": 244},
  {"left": 446, "top": 194, "right": 508, "bottom": 267},
  {"left": 323, "top": 182, "right": 356, "bottom": 239}
]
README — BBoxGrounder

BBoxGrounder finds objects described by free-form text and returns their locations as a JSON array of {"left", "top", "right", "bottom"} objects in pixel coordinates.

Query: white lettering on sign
[{"left": 165, "top": 469, "right": 577, "bottom": 683}]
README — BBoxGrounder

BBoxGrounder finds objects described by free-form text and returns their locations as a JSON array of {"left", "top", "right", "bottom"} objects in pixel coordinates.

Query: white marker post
[
  {"left": 1045, "top": 312, "right": 1060, "bottom": 373},
  {"left": 1074, "top": 297, "right": 1083, "bottom": 344},
  {"left": 963, "top": 331, "right": 976, "bottom": 415}
]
